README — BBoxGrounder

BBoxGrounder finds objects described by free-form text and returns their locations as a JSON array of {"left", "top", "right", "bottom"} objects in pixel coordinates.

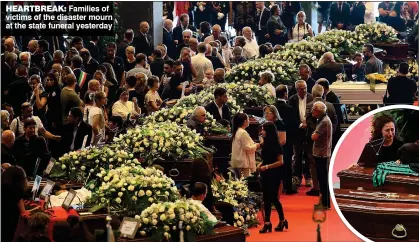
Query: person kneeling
[{"left": 189, "top": 182, "right": 218, "bottom": 224}]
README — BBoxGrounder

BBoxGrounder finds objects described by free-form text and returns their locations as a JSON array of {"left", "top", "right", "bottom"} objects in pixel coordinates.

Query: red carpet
[{"left": 247, "top": 186, "right": 360, "bottom": 242}]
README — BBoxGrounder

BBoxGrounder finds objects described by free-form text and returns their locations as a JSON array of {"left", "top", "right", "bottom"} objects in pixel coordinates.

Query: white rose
[
  {"left": 186, "top": 225, "right": 191, "bottom": 231},
  {"left": 132, "top": 196, "right": 137, "bottom": 201},
  {"left": 115, "top": 197, "right": 122, "bottom": 204},
  {"left": 148, "top": 197, "right": 154, "bottom": 203},
  {"left": 61, "top": 164, "right": 66, "bottom": 169},
  {"left": 152, "top": 219, "right": 158, "bottom": 225},
  {"left": 164, "top": 225, "right": 170, "bottom": 232},
  {"left": 146, "top": 190, "right": 152, "bottom": 196},
  {"left": 160, "top": 214, "right": 167, "bottom": 221},
  {"left": 140, "top": 231, "right": 146, "bottom": 236},
  {"left": 128, "top": 185, "right": 135, "bottom": 191},
  {"left": 142, "top": 218, "right": 149, "bottom": 224},
  {"left": 138, "top": 190, "right": 145, "bottom": 197}
]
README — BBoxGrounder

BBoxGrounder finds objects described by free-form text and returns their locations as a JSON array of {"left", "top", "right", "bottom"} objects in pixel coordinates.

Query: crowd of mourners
[{"left": 1, "top": 1, "right": 419, "bottom": 241}]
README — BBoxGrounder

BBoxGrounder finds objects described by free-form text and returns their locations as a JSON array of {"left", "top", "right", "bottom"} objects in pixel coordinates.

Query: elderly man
[
  {"left": 305, "top": 84, "right": 337, "bottom": 196},
  {"left": 1, "top": 130, "right": 16, "bottom": 168},
  {"left": 290, "top": 64, "right": 316, "bottom": 96},
  {"left": 1, "top": 110, "right": 10, "bottom": 132},
  {"left": 173, "top": 14, "right": 197, "bottom": 45},
  {"left": 27, "top": 39, "right": 38, "bottom": 54},
  {"left": 80, "top": 48, "right": 99, "bottom": 76},
  {"left": 19, "top": 52, "right": 32, "bottom": 68},
  {"left": 204, "top": 24, "right": 223, "bottom": 44},
  {"left": 163, "top": 20, "right": 177, "bottom": 60},
  {"left": 4, "top": 37, "right": 20, "bottom": 56},
  {"left": 187, "top": 106, "right": 207, "bottom": 134},
  {"left": 191, "top": 43, "right": 213, "bottom": 84},
  {"left": 157, "top": 44, "right": 173, "bottom": 62},
  {"left": 313, "top": 52, "right": 344, "bottom": 84},
  {"left": 242, "top": 27, "right": 260, "bottom": 59},
  {"left": 45, "top": 50, "right": 65, "bottom": 73},
  {"left": 289, "top": 80, "right": 314, "bottom": 187},
  {"left": 311, "top": 101, "right": 332, "bottom": 210},
  {"left": 133, "top": 21, "right": 154, "bottom": 56},
  {"left": 176, "top": 30, "right": 193, "bottom": 59},
  {"left": 2, "top": 52, "right": 18, "bottom": 98},
  {"left": 189, "top": 38, "right": 198, "bottom": 55}
]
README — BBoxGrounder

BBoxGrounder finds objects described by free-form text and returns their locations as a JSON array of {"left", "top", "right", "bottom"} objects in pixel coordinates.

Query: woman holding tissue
[{"left": 258, "top": 121, "right": 288, "bottom": 233}]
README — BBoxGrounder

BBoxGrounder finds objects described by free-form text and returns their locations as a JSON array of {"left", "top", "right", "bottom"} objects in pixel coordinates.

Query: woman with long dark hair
[
  {"left": 358, "top": 114, "right": 404, "bottom": 167},
  {"left": 1, "top": 166, "right": 29, "bottom": 241},
  {"left": 231, "top": 113, "right": 260, "bottom": 178},
  {"left": 258, "top": 122, "right": 288, "bottom": 233},
  {"left": 44, "top": 72, "right": 62, "bottom": 130}
]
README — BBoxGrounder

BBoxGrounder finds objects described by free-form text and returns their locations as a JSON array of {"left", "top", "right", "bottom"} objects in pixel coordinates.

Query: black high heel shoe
[
  {"left": 275, "top": 219, "right": 288, "bottom": 232},
  {"left": 259, "top": 223, "right": 272, "bottom": 233}
]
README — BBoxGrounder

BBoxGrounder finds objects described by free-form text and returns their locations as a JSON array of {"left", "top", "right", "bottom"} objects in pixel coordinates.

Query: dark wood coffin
[
  {"left": 80, "top": 214, "right": 245, "bottom": 242},
  {"left": 247, "top": 116, "right": 264, "bottom": 141},
  {"left": 334, "top": 189, "right": 419, "bottom": 241},
  {"left": 374, "top": 42, "right": 409, "bottom": 61},
  {"left": 337, "top": 166, "right": 419, "bottom": 195},
  {"left": 153, "top": 159, "right": 194, "bottom": 182},
  {"left": 204, "top": 135, "right": 232, "bottom": 175},
  {"left": 244, "top": 107, "right": 264, "bottom": 118}
]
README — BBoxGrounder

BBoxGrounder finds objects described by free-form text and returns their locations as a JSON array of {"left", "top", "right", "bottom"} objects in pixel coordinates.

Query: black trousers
[
  {"left": 283, "top": 143, "right": 294, "bottom": 191},
  {"left": 313, "top": 156, "right": 330, "bottom": 207},
  {"left": 262, "top": 170, "right": 284, "bottom": 222},
  {"left": 293, "top": 141, "right": 312, "bottom": 182}
]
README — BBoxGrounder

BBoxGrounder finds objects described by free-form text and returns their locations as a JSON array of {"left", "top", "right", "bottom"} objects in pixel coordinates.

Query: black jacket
[
  {"left": 1, "top": 143, "right": 16, "bottom": 165},
  {"left": 13, "top": 135, "right": 50, "bottom": 176},
  {"left": 163, "top": 28, "right": 177, "bottom": 60},
  {"left": 85, "top": 41, "right": 101, "bottom": 63},
  {"left": 60, "top": 121, "right": 93, "bottom": 155},
  {"left": 255, "top": 7, "right": 271, "bottom": 37},
  {"left": 173, "top": 25, "right": 197, "bottom": 45},
  {"left": 267, "top": 16, "right": 287, "bottom": 46},
  {"left": 150, "top": 58, "right": 165, "bottom": 80},
  {"left": 330, "top": 2, "right": 351, "bottom": 29},
  {"left": 205, "top": 101, "right": 231, "bottom": 123},
  {"left": 275, "top": 99, "right": 299, "bottom": 145},
  {"left": 133, "top": 33, "right": 154, "bottom": 56},
  {"left": 288, "top": 94, "right": 314, "bottom": 142},
  {"left": 313, "top": 62, "right": 344, "bottom": 84},
  {"left": 84, "top": 58, "right": 99, "bottom": 76},
  {"left": 325, "top": 91, "right": 344, "bottom": 124},
  {"left": 117, "top": 40, "right": 131, "bottom": 59},
  {"left": 8, "top": 76, "right": 32, "bottom": 117}
]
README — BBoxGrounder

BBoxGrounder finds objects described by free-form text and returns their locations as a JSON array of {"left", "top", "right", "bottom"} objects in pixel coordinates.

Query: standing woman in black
[{"left": 258, "top": 121, "right": 288, "bottom": 233}]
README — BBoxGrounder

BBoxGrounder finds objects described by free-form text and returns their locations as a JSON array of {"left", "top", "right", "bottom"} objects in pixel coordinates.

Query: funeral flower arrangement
[
  {"left": 265, "top": 50, "right": 318, "bottom": 69},
  {"left": 88, "top": 166, "right": 179, "bottom": 216},
  {"left": 51, "top": 145, "right": 139, "bottom": 183},
  {"left": 310, "top": 29, "right": 362, "bottom": 54},
  {"left": 143, "top": 107, "right": 228, "bottom": 134},
  {"left": 226, "top": 59, "right": 299, "bottom": 86},
  {"left": 212, "top": 175, "right": 260, "bottom": 229},
  {"left": 174, "top": 93, "right": 242, "bottom": 116},
  {"left": 283, "top": 40, "right": 335, "bottom": 59},
  {"left": 408, "top": 60, "right": 418, "bottom": 79},
  {"left": 366, "top": 73, "right": 388, "bottom": 83},
  {"left": 113, "top": 121, "right": 212, "bottom": 166},
  {"left": 135, "top": 200, "right": 216, "bottom": 241},
  {"left": 355, "top": 22, "right": 398, "bottom": 44}
]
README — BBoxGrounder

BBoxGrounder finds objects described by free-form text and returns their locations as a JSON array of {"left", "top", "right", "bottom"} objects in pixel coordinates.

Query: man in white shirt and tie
[
  {"left": 191, "top": 43, "right": 213, "bottom": 84},
  {"left": 255, "top": 2, "right": 271, "bottom": 45}
]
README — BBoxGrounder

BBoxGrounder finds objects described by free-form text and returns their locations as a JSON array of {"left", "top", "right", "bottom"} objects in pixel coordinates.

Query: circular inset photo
[{"left": 330, "top": 105, "right": 419, "bottom": 242}]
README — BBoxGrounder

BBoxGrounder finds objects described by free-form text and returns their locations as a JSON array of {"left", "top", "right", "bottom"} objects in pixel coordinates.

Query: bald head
[
  {"left": 2, "top": 130, "right": 15, "bottom": 148},
  {"left": 28, "top": 40, "right": 38, "bottom": 53},
  {"left": 140, "top": 21, "right": 150, "bottom": 34},
  {"left": 242, "top": 27, "right": 252, "bottom": 39},
  {"left": 212, "top": 24, "right": 221, "bottom": 39},
  {"left": 164, "top": 19, "right": 173, "bottom": 30},
  {"left": 4, "top": 37, "right": 15, "bottom": 52},
  {"left": 189, "top": 38, "right": 198, "bottom": 51}
]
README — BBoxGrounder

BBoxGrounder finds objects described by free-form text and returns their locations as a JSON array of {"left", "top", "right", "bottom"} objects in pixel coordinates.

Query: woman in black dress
[
  {"left": 358, "top": 114, "right": 404, "bottom": 167},
  {"left": 1, "top": 166, "right": 29, "bottom": 241},
  {"left": 29, "top": 74, "right": 48, "bottom": 124},
  {"left": 258, "top": 122, "right": 288, "bottom": 233}
]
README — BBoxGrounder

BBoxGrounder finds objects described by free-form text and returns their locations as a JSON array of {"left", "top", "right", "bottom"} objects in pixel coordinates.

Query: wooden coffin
[
  {"left": 244, "top": 107, "right": 264, "bottom": 118},
  {"left": 374, "top": 42, "right": 409, "bottom": 61},
  {"left": 204, "top": 135, "right": 232, "bottom": 175},
  {"left": 338, "top": 166, "right": 419, "bottom": 195},
  {"left": 334, "top": 189, "right": 419, "bottom": 241},
  {"left": 80, "top": 214, "right": 245, "bottom": 242},
  {"left": 247, "top": 116, "right": 264, "bottom": 141},
  {"left": 153, "top": 159, "right": 194, "bottom": 182}
]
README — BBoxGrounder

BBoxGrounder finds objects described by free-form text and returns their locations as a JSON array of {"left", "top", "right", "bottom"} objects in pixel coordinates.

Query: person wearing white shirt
[
  {"left": 204, "top": 24, "right": 222, "bottom": 44},
  {"left": 231, "top": 113, "right": 260, "bottom": 178},
  {"left": 258, "top": 71, "right": 276, "bottom": 98},
  {"left": 190, "top": 182, "right": 218, "bottom": 224},
  {"left": 290, "top": 11, "right": 313, "bottom": 42},
  {"left": 202, "top": 69, "right": 216, "bottom": 87},
  {"left": 242, "top": 27, "right": 260, "bottom": 59},
  {"left": 191, "top": 43, "right": 214, "bottom": 84}
]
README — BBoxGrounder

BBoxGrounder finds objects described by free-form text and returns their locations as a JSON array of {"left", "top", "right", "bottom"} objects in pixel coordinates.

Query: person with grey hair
[
  {"left": 304, "top": 84, "right": 337, "bottom": 196},
  {"left": 133, "top": 21, "right": 153, "bottom": 56},
  {"left": 173, "top": 13, "right": 197, "bottom": 45},
  {"left": 231, "top": 46, "right": 247, "bottom": 66},
  {"left": 204, "top": 24, "right": 223, "bottom": 44},
  {"left": 1, "top": 110, "right": 10, "bottom": 132},
  {"left": 191, "top": 43, "right": 213, "bottom": 84},
  {"left": 175, "top": 29, "right": 193, "bottom": 58},
  {"left": 19, "top": 52, "right": 32, "bottom": 68},
  {"left": 313, "top": 52, "right": 344, "bottom": 84},
  {"left": 242, "top": 26, "right": 260, "bottom": 59},
  {"left": 288, "top": 80, "right": 314, "bottom": 187},
  {"left": 187, "top": 106, "right": 207, "bottom": 134},
  {"left": 1, "top": 130, "right": 16, "bottom": 167},
  {"left": 2, "top": 52, "right": 18, "bottom": 98},
  {"left": 311, "top": 101, "right": 332, "bottom": 210},
  {"left": 259, "top": 71, "right": 276, "bottom": 97},
  {"left": 162, "top": 19, "right": 176, "bottom": 60},
  {"left": 290, "top": 11, "right": 313, "bottom": 42}
]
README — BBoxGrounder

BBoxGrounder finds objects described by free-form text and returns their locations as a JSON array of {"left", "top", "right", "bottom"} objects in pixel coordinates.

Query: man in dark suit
[
  {"left": 267, "top": 5, "right": 287, "bottom": 46},
  {"left": 305, "top": 84, "right": 337, "bottom": 196},
  {"left": 71, "top": 55, "right": 91, "bottom": 99},
  {"left": 205, "top": 87, "right": 231, "bottom": 124},
  {"left": 255, "top": 2, "right": 271, "bottom": 45},
  {"left": 80, "top": 48, "right": 99, "bottom": 76},
  {"left": 2, "top": 52, "right": 18, "bottom": 102},
  {"left": 60, "top": 107, "right": 92, "bottom": 156},
  {"left": 173, "top": 14, "right": 198, "bottom": 46},
  {"left": 7, "top": 65, "right": 32, "bottom": 117},
  {"left": 150, "top": 49, "right": 165, "bottom": 80},
  {"left": 275, "top": 84, "right": 299, "bottom": 194},
  {"left": 290, "top": 64, "right": 316, "bottom": 97},
  {"left": 163, "top": 19, "right": 177, "bottom": 60},
  {"left": 32, "top": 39, "right": 53, "bottom": 71},
  {"left": 1, "top": 130, "right": 16, "bottom": 167},
  {"left": 288, "top": 80, "right": 314, "bottom": 188},
  {"left": 281, "top": 1, "right": 302, "bottom": 35},
  {"left": 85, "top": 36, "right": 101, "bottom": 63},
  {"left": 117, "top": 29, "right": 134, "bottom": 60},
  {"left": 133, "top": 21, "right": 154, "bottom": 57},
  {"left": 330, "top": 1, "right": 351, "bottom": 30}
]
